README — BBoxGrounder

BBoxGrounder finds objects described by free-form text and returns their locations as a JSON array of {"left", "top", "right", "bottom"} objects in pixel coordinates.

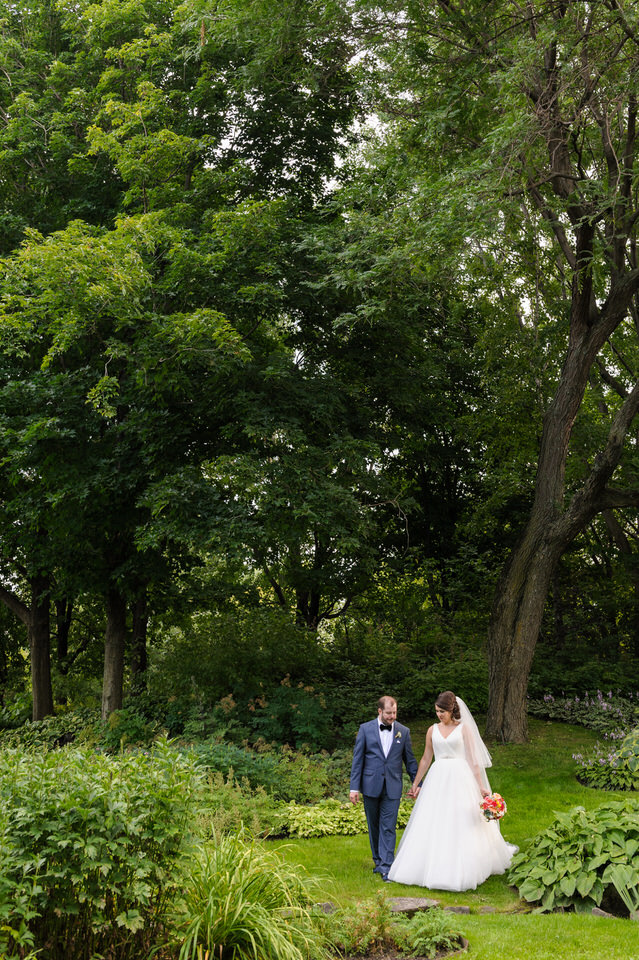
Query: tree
[
  {"left": 0, "top": 0, "right": 359, "bottom": 717},
  {"left": 352, "top": 0, "right": 639, "bottom": 740}
]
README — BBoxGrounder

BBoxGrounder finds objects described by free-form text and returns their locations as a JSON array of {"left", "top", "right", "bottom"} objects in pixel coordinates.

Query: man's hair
[{"left": 377, "top": 696, "right": 397, "bottom": 711}]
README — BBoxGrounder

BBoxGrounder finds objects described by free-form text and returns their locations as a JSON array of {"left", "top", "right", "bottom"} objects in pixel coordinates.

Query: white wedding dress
[{"left": 387, "top": 723, "right": 517, "bottom": 891}]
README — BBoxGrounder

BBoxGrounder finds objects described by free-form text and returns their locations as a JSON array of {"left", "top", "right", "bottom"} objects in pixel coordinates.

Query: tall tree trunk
[
  {"left": 487, "top": 536, "right": 562, "bottom": 741},
  {"left": 102, "top": 588, "right": 127, "bottom": 720},
  {"left": 29, "top": 575, "right": 54, "bottom": 721},
  {"left": 130, "top": 594, "right": 148, "bottom": 694},
  {"left": 486, "top": 364, "right": 639, "bottom": 741},
  {"left": 0, "top": 576, "right": 54, "bottom": 720}
]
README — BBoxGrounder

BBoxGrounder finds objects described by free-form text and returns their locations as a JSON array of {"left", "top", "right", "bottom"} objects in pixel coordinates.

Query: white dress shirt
[{"left": 379, "top": 719, "right": 394, "bottom": 757}]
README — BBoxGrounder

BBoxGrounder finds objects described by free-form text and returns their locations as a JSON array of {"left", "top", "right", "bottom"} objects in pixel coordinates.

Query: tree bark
[
  {"left": 486, "top": 367, "right": 639, "bottom": 741},
  {"left": 101, "top": 588, "right": 127, "bottom": 720},
  {"left": 0, "top": 575, "right": 54, "bottom": 720}
]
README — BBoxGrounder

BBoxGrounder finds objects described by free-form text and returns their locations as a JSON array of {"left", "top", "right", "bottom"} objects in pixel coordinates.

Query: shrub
[
  {"left": 392, "top": 908, "right": 466, "bottom": 958},
  {"left": 187, "top": 738, "right": 347, "bottom": 803},
  {"left": 323, "top": 896, "right": 466, "bottom": 958},
  {"left": 0, "top": 739, "right": 202, "bottom": 960},
  {"left": 618, "top": 725, "right": 639, "bottom": 772},
  {"left": 281, "top": 797, "right": 414, "bottom": 839},
  {"left": 196, "top": 771, "right": 287, "bottom": 838},
  {"left": 283, "top": 798, "right": 369, "bottom": 838},
  {"left": 0, "top": 692, "right": 32, "bottom": 730},
  {"left": 0, "top": 706, "right": 162, "bottom": 753},
  {"left": 573, "top": 725, "right": 639, "bottom": 791},
  {"left": 246, "top": 677, "right": 332, "bottom": 750},
  {"left": 527, "top": 690, "right": 639, "bottom": 736},
  {"left": 0, "top": 707, "right": 98, "bottom": 750},
  {"left": 173, "top": 830, "right": 325, "bottom": 960},
  {"left": 508, "top": 798, "right": 639, "bottom": 914},
  {"left": 323, "top": 891, "right": 395, "bottom": 956}
]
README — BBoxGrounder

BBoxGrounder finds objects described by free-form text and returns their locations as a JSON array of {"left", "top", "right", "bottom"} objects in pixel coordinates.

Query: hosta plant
[
  {"left": 282, "top": 797, "right": 413, "bottom": 839},
  {"left": 508, "top": 798, "right": 639, "bottom": 914},
  {"left": 573, "top": 725, "right": 639, "bottom": 791}
]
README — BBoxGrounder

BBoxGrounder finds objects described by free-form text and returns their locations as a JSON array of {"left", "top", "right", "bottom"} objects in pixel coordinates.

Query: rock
[
  {"left": 314, "top": 902, "right": 337, "bottom": 914},
  {"left": 591, "top": 907, "right": 616, "bottom": 919},
  {"left": 477, "top": 905, "right": 497, "bottom": 913},
  {"left": 387, "top": 896, "right": 440, "bottom": 914},
  {"left": 443, "top": 905, "right": 471, "bottom": 914}
]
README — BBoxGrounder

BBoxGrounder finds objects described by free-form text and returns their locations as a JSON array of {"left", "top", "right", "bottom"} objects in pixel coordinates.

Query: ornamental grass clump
[
  {"left": 174, "top": 829, "right": 326, "bottom": 960},
  {"left": 0, "top": 738, "right": 201, "bottom": 960}
]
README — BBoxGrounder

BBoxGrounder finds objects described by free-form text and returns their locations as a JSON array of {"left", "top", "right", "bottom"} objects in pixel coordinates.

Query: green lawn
[{"left": 273, "top": 719, "right": 638, "bottom": 959}]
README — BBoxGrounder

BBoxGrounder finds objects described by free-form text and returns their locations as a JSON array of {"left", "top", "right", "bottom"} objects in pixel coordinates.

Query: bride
[{"left": 387, "top": 691, "right": 517, "bottom": 891}]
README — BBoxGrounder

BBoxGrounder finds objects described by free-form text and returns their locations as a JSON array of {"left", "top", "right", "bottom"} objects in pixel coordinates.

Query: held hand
[
  {"left": 407, "top": 785, "right": 420, "bottom": 799},
  {"left": 349, "top": 790, "right": 359, "bottom": 804}
]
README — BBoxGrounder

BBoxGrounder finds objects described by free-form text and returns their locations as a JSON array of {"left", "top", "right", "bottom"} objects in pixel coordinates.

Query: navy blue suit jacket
[{"left": 350, "top": 719, "right": 418, "bottom": 800}]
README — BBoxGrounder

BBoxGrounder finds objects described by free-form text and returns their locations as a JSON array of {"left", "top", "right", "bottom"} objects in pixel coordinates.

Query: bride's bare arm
[{"left": 407, "top": 725, "right": 434, "bottom": 797}]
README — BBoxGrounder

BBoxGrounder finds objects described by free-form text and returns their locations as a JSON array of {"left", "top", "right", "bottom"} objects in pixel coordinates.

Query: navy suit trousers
[{"left": 362, "top": 784, "right": 401, "bottom": 874}]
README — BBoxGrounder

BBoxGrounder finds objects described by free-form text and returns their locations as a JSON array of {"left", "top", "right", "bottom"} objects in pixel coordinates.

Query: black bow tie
[{"left": 380, "top": 724, "right": 392, "bottom": 731}]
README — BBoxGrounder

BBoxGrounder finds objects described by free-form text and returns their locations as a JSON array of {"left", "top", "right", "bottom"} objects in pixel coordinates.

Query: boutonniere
[{"left": 395, "top": 731, "right": 402, "bottom": 740}]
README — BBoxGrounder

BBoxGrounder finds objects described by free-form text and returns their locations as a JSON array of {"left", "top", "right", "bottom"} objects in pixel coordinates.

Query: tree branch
[
  {"left": 0, "top": 583, "right": 29, "bottom": 626},
  {"left": 555, "top": 376, "right": 639, "bottom": 540}
]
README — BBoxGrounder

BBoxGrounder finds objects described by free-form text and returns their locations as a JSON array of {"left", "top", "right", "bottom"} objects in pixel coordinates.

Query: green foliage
[
  {"left": 322, "top": 891, "right": 395, "bottom": 956},
  {"left": 508, "top": 798, "right": 639, "bottom": 914},
  {"left": 392, "top": 908, "right": 466, "bottom": 959},
  {"left": 148, "top": 611, "right": 326, "bottom": 729},
  {"left": 405, "top": 648, "right": 489, "bottom": 717},
  {"left": 0, "top": 706, "right": 161, "bottom": 753},
  {"left": 609, "top": 864, "right": 639, "bottom": 918},
  {"left": 529, "top": 693, "right": 639, "bottom": 791},
  {"left": 0, "top": 691, "right": 32, "bottom": 730},
  {"left": 528, "top": 692, "right": 639, "bottom": 737},
  {"left": 100, "top": 705, "right": 162, "bottom": 750},
  {"left": 173, "top": 830, "right": 325, "bottom": 960},
  {"left": 0, "top": 739, "right": 201, "bottom": 960},
  {"left": 0, "top": 707, "right": 98, "bottom": 749},
  {"left": 322, "top": 896, "right": 465, "bottom": 959},
  {"left": 281, "top": 798, "right": 413, "bottom": 839},
  {"left": 618, "top": 726, "right": 639, "bottom": 773},
  {"left": 573, "top": 745, "right": 639, "bottom": 791},
  {"left": 188, "top": 738, "right": 337, "bottom": 803},
  {"left": 247, "top": 678, "right": 332, "bottom": 750},
  {"left": 196, "top": 771, "right": 287, "bottom": 839},
  {"left": 573, "top": 726, "right": 639, "bottom": 792}
]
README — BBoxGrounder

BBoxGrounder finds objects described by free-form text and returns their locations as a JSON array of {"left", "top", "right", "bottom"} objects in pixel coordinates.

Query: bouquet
[{"left": 479, "top": 792, "right": 507, "bottom": 821}]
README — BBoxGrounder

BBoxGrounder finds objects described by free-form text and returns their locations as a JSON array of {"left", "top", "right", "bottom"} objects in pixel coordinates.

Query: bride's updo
[{"left": 435, "top": 690, "right": 460, "bottom": 720}]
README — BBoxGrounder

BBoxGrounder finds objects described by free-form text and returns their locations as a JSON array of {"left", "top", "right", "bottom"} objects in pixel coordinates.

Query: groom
[{"left": 349, "top": 695, "right": 418, "bottom": 881}]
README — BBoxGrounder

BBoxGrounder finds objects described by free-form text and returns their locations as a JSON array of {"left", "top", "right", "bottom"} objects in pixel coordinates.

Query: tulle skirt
[{"left": 387, "top": 758, "right": 517, "bottom": 891}]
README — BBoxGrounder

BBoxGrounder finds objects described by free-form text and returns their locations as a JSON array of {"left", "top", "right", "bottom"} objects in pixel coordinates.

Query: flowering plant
[
  {"left": 395, "top": 731, "right": 402, "bottom": 740},
  {"left": 480, "top": 792, "right": 507, "bottom": 821}
]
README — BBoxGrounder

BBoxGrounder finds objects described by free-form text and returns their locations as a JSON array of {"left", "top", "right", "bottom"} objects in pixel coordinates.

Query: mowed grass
[{"left": 272, "top": 718, "right": 637, "bottom": 958}]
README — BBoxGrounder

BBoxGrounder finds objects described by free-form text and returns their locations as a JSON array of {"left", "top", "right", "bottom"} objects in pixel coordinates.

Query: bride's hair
[{"left": 435, "top": 690, "right": 460, "bottom": 720}]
